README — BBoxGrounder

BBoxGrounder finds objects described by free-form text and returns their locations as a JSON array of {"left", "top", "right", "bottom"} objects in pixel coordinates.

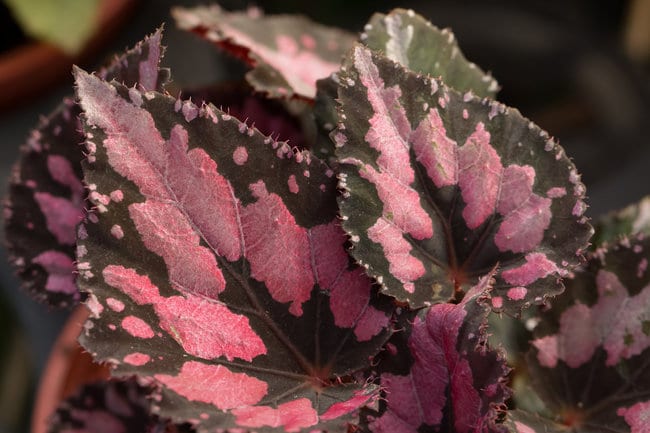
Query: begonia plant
[{"left": 5, "top": 4, "right": 650, "bottom": 433}]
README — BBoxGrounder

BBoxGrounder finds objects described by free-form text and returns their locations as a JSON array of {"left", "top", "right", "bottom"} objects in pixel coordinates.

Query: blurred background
[{"left": 1, "top": 0, "right": 649, "bottom": 431}]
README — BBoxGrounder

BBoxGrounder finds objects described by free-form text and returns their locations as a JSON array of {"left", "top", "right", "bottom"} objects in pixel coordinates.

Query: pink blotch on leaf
[
  {"left": 106, "top": 297, "right": 125, "bottom": 312},
  {"left": 233, "top": 146, "right": 248, "bottom": 165},
  {"left": 287, "top": 174, "right": 299, "bottom": 194},
  {"left": 109, "top": 190, "right": 124, "bottom": 202},
  {"left": 617, "top": 401, "right": 650, "bottom": 433},
  {"left": 123, "top": 352, "right": 151, "bottom": 366},
  {"left": 110, "top": 224, "right": 124, "bottom": 239},
  {"left": 502, "top": 253, "right": 558, "bottom": 286},
  {"left": 121, "top": 316, "right": 155, "bottom": 339},
  {"left": 411, "top": 108, "right": 458, "bottom": 188},
  {"left": 491, "top": 296, "right": 503, "bottom": 309},
  {"left": 458, "top": 122, "right": 502, "bottom": 229},
  {"left": 231, "top": 398, "right": 318, "bottom": 432},
  {"left": 506, "top": 287, "right": 527, "bottom": 301},
  {"left": 300, "top": 34, "right": 317, "bottom": 50},
  {"left": 320, "top": 391, "right": 375, "bottom": 420},
  {"left": 495, "top": 165, "right": 552, "bottom": 253},
  {"left": 514, "top": 421, "right": 537, "bottom": 433},
  {"left": 34, "top": 192, "right": 84, "bottom": 245},
  {"left": 546, "top": 187, "right": 566, "bottom": 198},
  {"left": 368, "top": 218, "right": 426, "bottom": 292},
  {"left": 32, "top": 251, "right": 78, "bottom": 296},
  {"left": 241, "top": 181, "right": 313, "bottom": 316},
  {"left": 47, "top": 155, "right": 84, "bottom": 196},
  {"left": 155, "top": 361, "right": 267, "bottom": 410}
]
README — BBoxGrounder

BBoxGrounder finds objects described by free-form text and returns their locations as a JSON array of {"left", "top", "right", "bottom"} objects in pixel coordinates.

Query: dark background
[{"left": 1, "top": 0, "right": 649, "bottom": 431}]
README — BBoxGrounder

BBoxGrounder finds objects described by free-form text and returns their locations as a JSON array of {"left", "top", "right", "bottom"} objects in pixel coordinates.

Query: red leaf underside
[
  {"left": 75, "top": 71, "right": 392, "bottom": 432},
  {"left": 172, "top": 4, "right": 355, "bottom": 100},
  {"left": 336, "top": 45, "right": 592, "bottom": 312}
]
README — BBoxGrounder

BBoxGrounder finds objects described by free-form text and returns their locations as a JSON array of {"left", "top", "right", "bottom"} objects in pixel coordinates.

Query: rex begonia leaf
[
  {"left": 4, "top": 29, "right": 168, "bottom": 307},
  {"left": 74, "top": 70, "right": 392, "bottom": 433},
  {"left": 362, "top": 9, "right": 499, "bottom": 99},
  {"left": 172, "top": 4, "right": 355, "bottom": 100},
  {"left": 335, "top": 45, "right": 593, "bottom": 312},
  {"left": 364, "top": 272, "right": 510, "bottom": 433},
  {"left": 592, "top": 196, "right": 650, "bottom": 248},
  {"left": 49, "top": 378, "right": 194, "bottom": 433},
  {"left": 515, "top": 235, "right": 650, "bottom": 433}
]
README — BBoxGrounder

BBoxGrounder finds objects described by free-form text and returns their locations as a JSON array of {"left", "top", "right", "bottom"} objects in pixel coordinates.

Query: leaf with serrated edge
[
  {"left": 521, "top": 236, "right": 650, "bottom": 433},
  {"left": 49, "top": 378, "right": 194, "bottom": 433},
  {"left": 362, "top": 9, "right": 498, "bottom": 98},
  {"left": 336, "top": 45, "right": 592, "bottom": 312},
  {"left": 172, "top": 4, "right": 354, "bottom": 100},
  {"left": 593, "top": 196, "right": 650, "bottom": 248},
  {"left": 365, "top": 271, "right": 510, "bottom": 433},
  {"left": 4, "top": 29, "right": 168, "bottom": 307},
  {"left": 74, "top": 70, "right": 392, "bottom": 432}
]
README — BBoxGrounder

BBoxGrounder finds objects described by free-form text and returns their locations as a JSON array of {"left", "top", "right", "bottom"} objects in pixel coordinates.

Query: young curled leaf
[
  {"left": 336, "top": 45, "right": 593, "bottom": 313},
  {"left": 362, "top": 8, "right": 499, "bottom": 98},
  {"left": 172, "top": 4, "right": 355, "bottom": 100},
  {"left": 364, "top": 271, "right": 510, "bottom": 433},
  {"left": 4, "top": 28, "right": 168, "bottom": 307},
  {"left": 515, "top": 235, "right": 650, "bottom": 433},
  {"left": 74, "top": 70, "right": 393, "bottom": 432}
]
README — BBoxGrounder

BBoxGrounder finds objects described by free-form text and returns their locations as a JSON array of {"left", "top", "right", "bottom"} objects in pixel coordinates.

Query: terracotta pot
[
  {"left": 0, "top": 0, "right": 138, "bottom": 112},
  {"left": 31, "top": 306, "right": 110, "bottom": 433}
]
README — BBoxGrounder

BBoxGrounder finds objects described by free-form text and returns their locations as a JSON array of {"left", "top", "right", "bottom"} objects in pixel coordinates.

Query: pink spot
[
  {"left": 110, "top": 190, "right": 124, "bottom": 202},
  {"left": 130, "top": 201, "right": 226, "bottom": 298},
  {"left": 233, "top": 146, "right": 248, "bottom": 165},
  {"left": 110, "top": 224, "right": 124, "bottom": 239},
  {"left": 47, "top": 155, "right": 84, "bottom": 196},
  {"left": 638, "top": 258, "right": 648, "bottom": 278},
  {"left": 458, "top": 122, "right": 502, "bottom": 229},
  {"left": 506, "top": 287, "right": 527, "bottom": 300},
  {"left": 514, "top": 421, "right": 537, "bottom": 433},
  {"left": 502, "top": 253, "right": 558, "bottom": 286},
  {"left": 617, "top": 401, "right": 650, "bottom": 433},
  {"left": 321, "top": 391, "right": 375, "bottom": 420},
  {"left": 368, "top": 218, "right": 426, "bottom": 292},
  {"left": 86, "top": 294, "right": 104, "bottom": 316},
  {"left": 121, "top": 316, "right": 155, "bottom": 339},
  {"left": 546, "top": 187, "right": 566, "bottom": 198},
  {"left": 103, "top": 265, "right": 266, "bottom": 361},
  {"left": 300, "top": 34, "right": 317, "bottom": 50},
  {"left": 155, "top": 361, "right": 267, "bottom": 410},
  {"left": 241, "top": 181, "right": 313, "bottom": 316},
  {"left": 232, "top": 399, "right": 318, "bottom": 432},
  {"left": 123, "top": 352, "right": 150, "bottom": 366},
  {"left": 287, "top": 174, "right": 299, "bottom": 194},
  {"left": 491, "top": 296, "right": 503, "bottom": 309},
  {"left": 412, "top": 108, "right": 458, "bottom": 188},
  {"left": 276, "top": 35, "right": 299, "bottom": 55},
  {"left": 25, "top": 179, "right": 37, "bottom": 189},
  {"left": 32, "top": 251, "right": 78, "bottom": 296},
  {"left": 108, "top": 324, "right": 117, "bottom": 331},
  {"left": 495, "top": 165, "right": 552, "bottom": 253},
  {"left": 462, "top": 109, "right": 469, "bottom": 119},
  {"left": 106, "top": 297, "right": 125, "bottom": 312},
  {"left": 34, "top": 193, "right": 84, "bottom": 245}
]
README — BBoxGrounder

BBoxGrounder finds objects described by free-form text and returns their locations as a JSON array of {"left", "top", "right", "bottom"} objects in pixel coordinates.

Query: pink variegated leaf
[
  {"left": 4, "top": 29, "right": 168, "bottom": 307},
  {"left": 336, "top": 45, "right": 593, "bottom": 312},
  {"left": 362, "top": 9, "right": 499, "bottom": 99},
  {"left": 172, "top": 4, "right": 355, "bottom": 100},
  {"left": 519, "top": 236, "right": 650, "bottom": 433},
  {"left": 74, "top": 70, "right": 392, "bottom": 432},
  {"left": 364, "top": 272, "right": 510, "bottom": 433},
  {"left": 49, "top": 378, "right": 194, "bottom": 433}
]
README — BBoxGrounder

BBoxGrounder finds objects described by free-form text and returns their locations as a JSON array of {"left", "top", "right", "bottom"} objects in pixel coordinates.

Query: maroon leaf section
[
  {"left": 517, "top": 235, "right": 650, "bottom": 433},
  {"left": 365, "top": 272, "right": 510, "bottom": 433},
  {"left": 49, "top": 378, "right": 194, "bottom": 433},
  {"left": 74, "top": 71, "right": 392, "bottom": 432},
  {"left": 4, "top": 29, "right": 168, "bottom": 307},
  {"left": 336, "top": 45, "right": 593, "bottom": 312},
  {"left": 172, "top": 4, "right": 355, "bottom": 100}
]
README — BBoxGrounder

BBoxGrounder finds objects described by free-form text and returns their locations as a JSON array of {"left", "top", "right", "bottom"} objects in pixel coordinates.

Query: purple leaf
[
  {"left": 49, "top": 378, "right": 194, "bottom": 433},
  {"left": 4, "top": 29, "right": 168, "bottom": 307},
  {"left": 365, "top": 272, "right": 510, "bottom": 433},
  {"left": 362, "top": 9, "right": 499, "bottom": 98},
  {"left": 519, "top": 235, "right": 650, "bottom": 433},
  {"left": 172, "top": 4, "right": 355, "bottom": 100},
  {"left": 74, "top": 71, "right": 392, "bottom": 432},
  {"left": 336, "top": 45, "right": 593, "bottom": 312}
]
